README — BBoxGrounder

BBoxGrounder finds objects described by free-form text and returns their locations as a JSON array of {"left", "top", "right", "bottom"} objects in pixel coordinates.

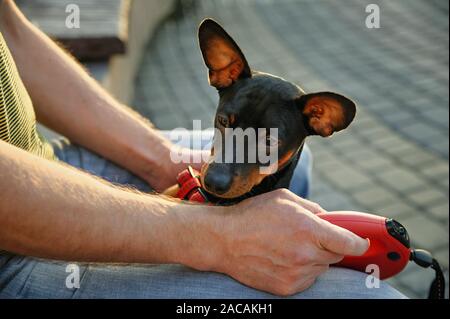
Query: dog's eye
[
  {"left": 217, "top": 115, "right": 229, "bottom": 127},
  {"left": 266, "top": 135, "right": 279, "bottom": 147}
]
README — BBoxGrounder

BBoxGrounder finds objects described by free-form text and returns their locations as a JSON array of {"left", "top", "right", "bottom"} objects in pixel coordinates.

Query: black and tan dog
[{"left": 165, "top": 19, "right": 356, "bottom": 204}]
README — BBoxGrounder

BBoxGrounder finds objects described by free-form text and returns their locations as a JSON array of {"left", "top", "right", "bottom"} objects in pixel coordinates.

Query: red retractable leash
[
  {"left": 318, "top": 211, "right": 446, "bottom": 299},
  {"left": 176, "top": 167, "right": 446, "bottom": 299},
  {"left": 175, "top": 166, "right": 210, "bottom": 204}
]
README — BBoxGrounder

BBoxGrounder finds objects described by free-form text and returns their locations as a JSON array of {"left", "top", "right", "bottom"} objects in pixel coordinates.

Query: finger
[
  {"left": 315, "top": 219, "right": 370, "bottom": 256},
  {"left": 289, "top": 195, "right": 327, "bottom": 215},
  {"left": 313, "top": 249, "right": 345, "bottom": 265}
]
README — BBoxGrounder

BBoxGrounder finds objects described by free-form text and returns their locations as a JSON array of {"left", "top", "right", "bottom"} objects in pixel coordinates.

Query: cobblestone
[{"left": 133, "top": 0, "right": 449, "bottom": 298}]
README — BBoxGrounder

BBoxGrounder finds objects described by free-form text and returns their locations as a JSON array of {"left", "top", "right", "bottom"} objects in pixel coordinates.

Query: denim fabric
[
  {"left": 0, "top": 258, "right": 406, "bottom": 299},
  {"left": 0, "top": 131, "right": 407, "bottom": 298}
]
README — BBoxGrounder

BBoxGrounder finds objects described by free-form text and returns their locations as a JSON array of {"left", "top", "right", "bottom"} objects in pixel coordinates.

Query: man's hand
[{"left": 213, "top": 189, "right": 369, "bottom": 296}]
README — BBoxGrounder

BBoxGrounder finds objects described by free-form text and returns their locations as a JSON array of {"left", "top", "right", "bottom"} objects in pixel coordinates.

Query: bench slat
[{"left": 17, "top": 0, "right": 129, "bottom": 61}]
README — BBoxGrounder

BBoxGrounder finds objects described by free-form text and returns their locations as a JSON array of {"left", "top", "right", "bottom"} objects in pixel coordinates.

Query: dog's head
[{"left": 198, "top": 19, "right": 356, "bottom": 199}]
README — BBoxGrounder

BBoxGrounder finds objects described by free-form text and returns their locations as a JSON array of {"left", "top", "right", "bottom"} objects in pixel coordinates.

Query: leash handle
[
  {"left": 410, "top": 249, "right": 446, "bottom": 299},
  {"left": 176, "top": 166, "right": 210, "bottom": 203}
]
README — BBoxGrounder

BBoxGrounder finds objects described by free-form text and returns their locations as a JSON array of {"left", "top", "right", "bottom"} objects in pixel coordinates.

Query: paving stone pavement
[{"left": 133, "top": 0, "right": 449, "bottom": 298}]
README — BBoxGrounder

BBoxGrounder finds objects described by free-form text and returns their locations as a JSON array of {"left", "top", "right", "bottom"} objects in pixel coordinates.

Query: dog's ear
[
  {"left": 296, "top": 92, "right": 356, "bottom": 137},
  {"left": 198, "top": 18, "right": 251, "bottom": 89}
]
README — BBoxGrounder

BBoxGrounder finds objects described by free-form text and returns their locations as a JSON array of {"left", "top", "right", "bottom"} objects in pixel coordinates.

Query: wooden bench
[
  {"left": 17, "top": 0, "right": 175, "bottom": 102},
  {"left": 17, "top": 0, "right": 129, "bottom": 62},
  {"left": 17, "top": 0, "right": 176, "bottom": 138}
]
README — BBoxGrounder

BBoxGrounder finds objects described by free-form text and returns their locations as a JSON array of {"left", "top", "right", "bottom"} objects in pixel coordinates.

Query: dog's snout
[{"left": 203, "top": 169, "right": 233, "bottom": 195}]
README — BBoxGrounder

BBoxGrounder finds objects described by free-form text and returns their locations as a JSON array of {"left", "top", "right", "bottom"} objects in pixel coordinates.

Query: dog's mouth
[
  {"left": 200, "top": 163, "right": 267, "bottom": 199},
  {"left": 202, "top": 179, "right": 255, "bottom": 199}
]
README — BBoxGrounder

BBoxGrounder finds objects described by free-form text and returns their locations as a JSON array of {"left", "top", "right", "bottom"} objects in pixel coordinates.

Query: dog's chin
[{"left": 203, "top": 187, "right": 253, "bottom": 199}]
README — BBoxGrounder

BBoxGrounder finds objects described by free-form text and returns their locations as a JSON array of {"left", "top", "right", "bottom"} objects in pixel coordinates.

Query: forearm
[
  {"left": 0, "top": 140, "right": 225, "bottom": 267},
  {"left": 0, "top": 1, "right": 175, "bottom": 186}
]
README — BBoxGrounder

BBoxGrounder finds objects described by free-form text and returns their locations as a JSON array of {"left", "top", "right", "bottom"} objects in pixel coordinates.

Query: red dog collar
[{"left": 176, "top": 166, "right": 210, "bottom": 203}]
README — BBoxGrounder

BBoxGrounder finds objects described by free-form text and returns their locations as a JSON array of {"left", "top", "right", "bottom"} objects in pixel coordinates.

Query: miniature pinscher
[{"left": 164, "top": 19, "right": 356, "bottom": 204}]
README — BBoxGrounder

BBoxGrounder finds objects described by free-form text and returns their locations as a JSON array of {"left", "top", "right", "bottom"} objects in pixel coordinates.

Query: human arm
[
  {"left": 0, "top": 139, "right": 223, "bottom": 266},
  {"left": 1, "top": 139, "right": 368, "bottom": 295},
  {"left": 0, "top": 0, "right": 201, "bottom": 191}
]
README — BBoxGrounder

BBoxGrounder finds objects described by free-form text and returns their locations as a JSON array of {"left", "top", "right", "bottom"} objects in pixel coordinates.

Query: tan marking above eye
[{"left": 229, "top": 114, "right": 236, "bottom": 125}]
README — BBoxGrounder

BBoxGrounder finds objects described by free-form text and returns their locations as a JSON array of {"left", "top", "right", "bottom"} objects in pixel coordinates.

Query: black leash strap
[
  {"left": 428, "top": 259, "right": 445, "bottom": 299},
  {"left": 410, "top": 249, "right": 446, "bottom": 299}
]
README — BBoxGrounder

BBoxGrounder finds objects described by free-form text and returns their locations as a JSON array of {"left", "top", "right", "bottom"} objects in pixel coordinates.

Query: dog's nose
[{"left": 203, "top": 170, "right": 233, "bottom": 195}]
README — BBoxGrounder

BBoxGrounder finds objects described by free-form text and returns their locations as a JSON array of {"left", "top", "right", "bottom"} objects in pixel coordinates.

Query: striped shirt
[{"left": 0, "top": 31, "right": 54, "bottom": 160}]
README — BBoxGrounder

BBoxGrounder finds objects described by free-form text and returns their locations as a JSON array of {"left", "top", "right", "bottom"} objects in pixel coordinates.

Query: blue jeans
[{"left": 0, "top": 131, "right": 406, "bottom": 298}]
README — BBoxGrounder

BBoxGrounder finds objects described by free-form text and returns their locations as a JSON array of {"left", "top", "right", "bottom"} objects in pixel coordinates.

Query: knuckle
[
  {"left": 295, "top": 215, "right": 315, "bottom": 233},
  {"left": 311, "top": 203, "right": 324, "bottom": 213},
  {"left": 277, "top": 188, "right": 292, "bottom": 198},
  {"left": 292, "top": 250, "right": 313, "bottom": 266}
]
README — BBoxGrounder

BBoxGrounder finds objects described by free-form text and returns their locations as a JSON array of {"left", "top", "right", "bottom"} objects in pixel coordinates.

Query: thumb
[{"left": 315, "top": 219, "right": 370, "bottom": 256}]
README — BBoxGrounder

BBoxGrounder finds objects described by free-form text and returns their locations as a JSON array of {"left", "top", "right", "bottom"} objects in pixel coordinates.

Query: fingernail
[{"left": 362, "top": 238, "right": 370, "bottom": 253}]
